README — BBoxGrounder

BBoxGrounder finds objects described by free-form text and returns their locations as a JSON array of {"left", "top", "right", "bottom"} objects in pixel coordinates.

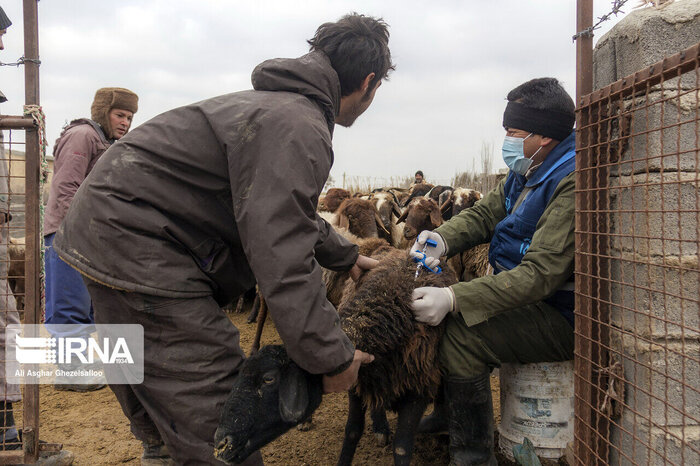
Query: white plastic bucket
[{"left": 497, "top": 361, "right": 575, "bottom": 460}]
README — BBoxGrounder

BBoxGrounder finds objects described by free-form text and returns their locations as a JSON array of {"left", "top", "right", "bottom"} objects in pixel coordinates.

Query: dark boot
[
  {"left": 141, "top": 441, "right": 175, "bottom": 465},
  {"left": 446, "top": 374, "right": 497, "bottom": 466},
  {"left": 417, "top": 383, "right": 448, "bottom": 434}
]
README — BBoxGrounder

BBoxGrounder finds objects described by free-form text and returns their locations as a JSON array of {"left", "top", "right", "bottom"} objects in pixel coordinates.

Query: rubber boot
[
  {"left": 417, "top": 382, "right": 448, "bottom": 434},
  {"left": 446, "top": 374, "right": 497, "bottom": 466},
  {"left": 141, "top": 441, "right": 175, "bottom": 465}
]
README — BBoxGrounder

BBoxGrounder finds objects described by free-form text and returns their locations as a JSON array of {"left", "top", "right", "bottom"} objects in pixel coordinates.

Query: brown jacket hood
[{"left": 252, "top": 51, "right": 340, "bottom": 136}]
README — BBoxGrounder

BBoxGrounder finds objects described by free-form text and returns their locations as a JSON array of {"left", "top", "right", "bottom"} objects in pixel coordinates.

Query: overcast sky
[{"left": 1, "top": 0, "right": 633, "bottom": 186}]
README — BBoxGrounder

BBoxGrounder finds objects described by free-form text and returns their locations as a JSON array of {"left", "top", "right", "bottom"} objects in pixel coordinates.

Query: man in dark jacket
[
  {"left": 410, "top": 78, "right": 576, "bottom": 465},
  {"left": 54, "top": 13, "right": 393, "bottom": 465}
]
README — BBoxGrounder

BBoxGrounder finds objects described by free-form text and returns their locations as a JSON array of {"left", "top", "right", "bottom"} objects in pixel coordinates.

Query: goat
[{"left": 214, "top": 249, "right": 456, "bottom": 466}]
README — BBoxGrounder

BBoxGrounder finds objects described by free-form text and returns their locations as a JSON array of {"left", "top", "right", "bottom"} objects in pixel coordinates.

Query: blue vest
[{"left": 489, "top": 131, "right": 576, "bottom": 323}]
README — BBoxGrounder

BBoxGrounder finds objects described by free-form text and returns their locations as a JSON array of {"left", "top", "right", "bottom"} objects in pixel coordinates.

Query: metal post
[
  {"left": 575, "top": 1, "right": 594, "bottom": 464},
  {"left": 22, "top": 0, "right": 40, "bottom": 462},
  {"left": 576, "top": 0, "right": 594, "bottom": 103}
]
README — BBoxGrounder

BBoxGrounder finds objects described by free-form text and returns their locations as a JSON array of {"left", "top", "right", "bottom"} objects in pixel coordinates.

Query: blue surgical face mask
[{"left": 502, "top": 133, "right": 540, "bottom": 176}]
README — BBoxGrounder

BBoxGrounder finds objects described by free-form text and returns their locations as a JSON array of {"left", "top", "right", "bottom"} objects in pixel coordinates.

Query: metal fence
[
  {"left": 0, "top": 0, "right": 44, "bottom": 463},
  {"left": 574, "top": 41, "right": 700, "bottom": 464}
]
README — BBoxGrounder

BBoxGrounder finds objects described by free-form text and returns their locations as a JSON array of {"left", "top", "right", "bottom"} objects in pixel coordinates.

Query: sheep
[
  {"left": 396, "top": 197, "right": 443, "bottom": 243},
  {"left": 398, "top": 191, "right": 490, "bottom": 282},
  {"left": 439, "top": 187, "right": 482, "bottom": 220},
  {"left": 8, "top": 237, "right": 24, "bottom": 311},
  {"left": 425, "top": 185, "right": 453, "bottom": 205},
  {"left": 335, "top": 198, "right": 390, "bottom": 240},
  {"left": 214, "top": 248, "right": 457, "bottom": 466},
  {"left": 319, "top": 188, "right": 351, "bottom": 213},
  {"left": 368, "top": 191, "right": 403, "bottom": 248},
  {"left": 400, "top": 182, "right": 434, "bottom": 207}
]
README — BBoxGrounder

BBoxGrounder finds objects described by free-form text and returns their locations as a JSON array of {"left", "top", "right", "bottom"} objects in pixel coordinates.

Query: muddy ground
[{"left": 29, "top": 310, "right": 509, "bottom": 465}]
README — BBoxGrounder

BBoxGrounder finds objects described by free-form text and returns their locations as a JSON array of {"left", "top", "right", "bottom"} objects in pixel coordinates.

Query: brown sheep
[
  {"left": 396, "top": 197, "right": 442, "bottom": 243},
  {"left": 439, "top": 188, "right": 490, "bottom": 281},
  {"left": 335, "top": 198, "right": 389, "bottom": 240},
  {"left": 8, "top": 237, "right": 24, "bottom": 311},
  {"left": 318, "top": 188, "right": 351, "bottom": 213},
  {"left": 397, "top": 192, "right": 491, "bottom": 282}
]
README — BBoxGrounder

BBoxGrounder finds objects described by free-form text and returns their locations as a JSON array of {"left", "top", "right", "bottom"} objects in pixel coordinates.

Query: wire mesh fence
[
  {"left": 574, "top": 41, "right": 700, "bottom": 465},
  {"left": 0, "top": 126, "right": 28, "bottom": 463}
]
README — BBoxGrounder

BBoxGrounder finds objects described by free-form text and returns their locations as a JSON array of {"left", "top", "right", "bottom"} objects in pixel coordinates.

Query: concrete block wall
[{"left": 590, "top": 1, "right": 700, "bottom": 464}]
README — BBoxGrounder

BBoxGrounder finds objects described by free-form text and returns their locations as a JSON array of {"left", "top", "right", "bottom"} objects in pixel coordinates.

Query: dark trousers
[
  {"left": 84, "top": 279, "right": 263, "bottom": 466},
  {"left": 440, "top": 301, "right": 574, "bottom": 378}
]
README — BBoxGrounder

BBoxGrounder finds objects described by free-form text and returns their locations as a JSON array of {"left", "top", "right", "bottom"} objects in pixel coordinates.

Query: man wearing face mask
[{"left": 409, "top": 77, "right": 576, "bottom": 465}]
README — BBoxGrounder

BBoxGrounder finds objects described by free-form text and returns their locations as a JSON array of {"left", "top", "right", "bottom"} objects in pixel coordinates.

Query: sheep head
[
  {"left": 322, "top": 188, "right": 351, "bottom": 213},
  {"left": 397, "top": 198, "right": 443, "bottom": 241},
  {"left": 440, "top": 188, "right": 482, "bottom": 218},
  {"left": 336, "top": 198, "right": 390, "bottom": 239},
  {"left": 214, "top": 345, "right": 322, "bottom": 464}
]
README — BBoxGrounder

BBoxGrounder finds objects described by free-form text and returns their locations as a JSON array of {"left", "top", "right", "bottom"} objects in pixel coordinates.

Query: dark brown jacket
[
  {"left": 54, "top": 51, "right": 357, "bottom": 375},
  {"left": 44, "top": 119, "right": 111, "bottom": 235}
]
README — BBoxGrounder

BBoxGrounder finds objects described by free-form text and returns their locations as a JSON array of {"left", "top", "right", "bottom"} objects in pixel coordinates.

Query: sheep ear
[
  {"left": 279, "top": 363, "right": 310, "bottom": 424},
  {"left": 439, "top": 198, "right": 453, "bottom": 215},
  {"left": 375, "top": 212, "right": 391, "bottom": 236},
  {"left": 396, "top": 208, "right": 409, "bottom": 225},
  {"left": 430, "top": 206, "right": 443, "bottom": 228},
  {"left": 338, "top": 213, "right": 350, "bottom": 230}
]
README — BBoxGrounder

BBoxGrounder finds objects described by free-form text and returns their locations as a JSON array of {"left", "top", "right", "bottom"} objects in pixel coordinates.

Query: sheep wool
[{"left": 338, "top": 248, "right": 457, "bottom": 411}]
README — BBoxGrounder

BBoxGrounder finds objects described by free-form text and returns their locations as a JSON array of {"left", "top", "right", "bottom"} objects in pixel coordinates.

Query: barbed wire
[
  {"left": 572, "top": 0, "right": 631, "bottom": 42},
  {"left": 0, "top": 56, "right": 41, "bottom": 67}
]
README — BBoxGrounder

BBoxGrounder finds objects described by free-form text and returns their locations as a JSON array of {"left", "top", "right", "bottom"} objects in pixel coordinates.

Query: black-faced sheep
[{"left": 215, "top": 249, "right": 457, "bottom": 466}]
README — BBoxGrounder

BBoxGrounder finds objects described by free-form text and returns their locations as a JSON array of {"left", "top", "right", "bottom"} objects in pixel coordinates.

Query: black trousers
[{"left": 84, "top": 278, "right": 263, "bottom": 466}]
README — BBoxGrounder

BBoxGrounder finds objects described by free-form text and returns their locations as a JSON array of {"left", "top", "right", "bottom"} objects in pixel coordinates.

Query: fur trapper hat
[
  {"left": 0, "top": 7, "right": 11, "bottom": 31},
  {"left": 91, "top": 87, "right": 138, "bottom": 139}
]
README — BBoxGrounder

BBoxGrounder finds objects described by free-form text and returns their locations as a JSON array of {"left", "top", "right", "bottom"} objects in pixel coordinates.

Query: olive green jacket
[{"left": 435, "top": 172, "right": 575, "bottom": 327}]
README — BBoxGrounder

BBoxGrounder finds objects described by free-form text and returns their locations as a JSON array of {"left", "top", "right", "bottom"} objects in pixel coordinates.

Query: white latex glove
[
  {"left": 410, "top": 286, "right": 455, "bottom": 326},
  {"left": 409, "top": 231, "right": 446, "bottom": 270}
]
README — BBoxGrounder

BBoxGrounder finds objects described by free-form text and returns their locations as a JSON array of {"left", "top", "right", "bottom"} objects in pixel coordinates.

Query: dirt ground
[{"left": 29, "top": 310, "right": 508, "bottom": 465}]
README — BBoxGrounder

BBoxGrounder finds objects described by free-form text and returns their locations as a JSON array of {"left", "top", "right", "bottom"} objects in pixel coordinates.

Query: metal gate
[
  {"left": 0, "top": 0, "right": 43, "bottom": 463},
  {"left": 574, "top": 41, "right": 700, "bottom": 465}
]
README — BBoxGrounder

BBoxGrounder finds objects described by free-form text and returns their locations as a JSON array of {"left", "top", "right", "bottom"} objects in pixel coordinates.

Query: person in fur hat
[{"left": 43, "top": 87, "right": 138, "bottom": 392}]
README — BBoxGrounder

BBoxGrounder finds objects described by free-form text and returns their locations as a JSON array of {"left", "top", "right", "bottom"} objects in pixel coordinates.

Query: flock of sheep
[{"left": 215, "top": 181, "right": 495, "bottom": 465}]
